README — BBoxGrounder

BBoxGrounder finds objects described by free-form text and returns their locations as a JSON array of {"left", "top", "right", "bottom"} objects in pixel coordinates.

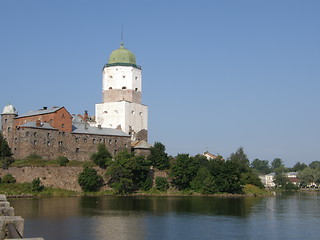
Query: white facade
[
  {"left": 102, "top": 66, "right": 142, "bottom": 95},
  {"left": 95, "top": 101, "right": 148, "bottom": 139},
  {"left": 95, "top": 44, "right": 148, "bottom": 141}
]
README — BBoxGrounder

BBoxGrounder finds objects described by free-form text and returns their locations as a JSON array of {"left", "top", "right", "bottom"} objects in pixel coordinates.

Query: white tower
[{"left": 95, "top": 42, "right": 148, "bottom": 141}]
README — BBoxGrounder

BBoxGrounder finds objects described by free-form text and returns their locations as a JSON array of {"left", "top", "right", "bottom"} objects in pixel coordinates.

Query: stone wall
[
  {"left": 9, "top": 126, "right": 130, "bottom": 161},
  {"left": 0, "top": 167, "right": 110, "bottom": 192},
  {"left": 0, "top": 167, "right": 169, "bottom": 192}
]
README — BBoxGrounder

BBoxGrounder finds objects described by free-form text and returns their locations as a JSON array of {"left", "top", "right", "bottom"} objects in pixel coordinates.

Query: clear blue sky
[{"left": 1, "top": 0, "right": 320, "bottom": 167}]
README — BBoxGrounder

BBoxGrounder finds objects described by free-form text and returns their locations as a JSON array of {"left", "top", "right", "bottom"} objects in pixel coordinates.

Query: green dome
[{"left": 108, "top": 42, "right": 136, "bottom": 65}]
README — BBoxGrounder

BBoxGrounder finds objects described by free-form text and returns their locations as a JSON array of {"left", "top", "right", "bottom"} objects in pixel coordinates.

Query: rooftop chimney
[
  {"left": 84, "top": 110, "right": 88, "bottom": 122},
  {"left": 36, "top": 120, "right": 42, "bottom": 127}
]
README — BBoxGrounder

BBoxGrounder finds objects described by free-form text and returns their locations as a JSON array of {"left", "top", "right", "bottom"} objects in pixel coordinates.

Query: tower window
[
  {"left": 76, "top": 148, "right": 79, "bottom": 153},
  {"left": 109, "top": 87, "right": 112, "bottom": 90},
  {"left": 4, "top": 119, "right": 7, "bottom": 124},
  {"left": 135, "top": 76, "right": 138, "bottom": 80},
  {"left": 47, "top": 141, "right": 51, "bottom": 146},
  {"left": 135, "top": 88, "right": 138, "bottom": 91},
  {"left": 122, "top": 75, "right": 126, "bottom": 78},
  {"left": 109, "top": 75, "right": 113, "bottom": 78},
  {"left": 34, "top": 140, "right": 37, "bottom": 146},
  {"left": 122, "top": 86, "right": 127, "bottom": 89}
]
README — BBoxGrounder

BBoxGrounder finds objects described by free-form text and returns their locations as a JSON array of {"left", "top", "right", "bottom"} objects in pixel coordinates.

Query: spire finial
[{"left": 120, "top": 25, "right": 124, "bottom": 48}]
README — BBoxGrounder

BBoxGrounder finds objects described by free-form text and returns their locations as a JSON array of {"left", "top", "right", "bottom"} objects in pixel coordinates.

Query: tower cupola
[
  {"left": 107, "top": 42, "right": 137, "bottom": 66},
  {"left": 2, "top": 104, "right": 17, "bottom": 115}
]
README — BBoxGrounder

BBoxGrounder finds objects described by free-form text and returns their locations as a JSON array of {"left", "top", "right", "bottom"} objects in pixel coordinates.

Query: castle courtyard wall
[{"left": 11, "top": 127, "right": 130, "bottom": 161}]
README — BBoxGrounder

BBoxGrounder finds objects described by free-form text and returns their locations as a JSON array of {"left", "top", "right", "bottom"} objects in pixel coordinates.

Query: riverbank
[{"left": 0, "top": 183, "right": 272, "bottom": 198}]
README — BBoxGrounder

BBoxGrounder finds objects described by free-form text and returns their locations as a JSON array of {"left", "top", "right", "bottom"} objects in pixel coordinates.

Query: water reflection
[{"left": 9, "top": 193, "right": 320, "bottom": 240}]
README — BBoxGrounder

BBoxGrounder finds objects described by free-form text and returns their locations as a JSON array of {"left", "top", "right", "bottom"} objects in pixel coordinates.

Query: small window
[
  {"left": 115, "top": 139, "right": 117, "bottom": 144},
  {"left": 122, "top": 86, "right": 127, "bottom": 89},
  {"left": 15, "top": 138, "right": 18, "bottom": 143},
  {"left": 76, "top": 137, "right": 79, "bottom": 142},
  {"left": 47, "top": 133, "right": 50, "bottom": 137},
  {"left": 93, "top": 139, "right": 96, "bottom": 144},
  {"left": 109, "top": 87, "right": 112, "bottom": 90},
  {"left": 139, "top": 112, "right": 143, "bottom": 116},
  {"left": 4, "top": 119, "right": 7, "bottom": 124},
  {"left": 62, "top": 114, "right": 65, "bottom": 118},
  {"left": 76, "top": 148, "right": 79, "bottom": 153},
  {"left": 122, "top": 75, "right": 126, "bottom": 78},
  {"left": 135, "top": 88, "right": 138, "bottom": 91},
  {"left": 109, "top": 139, "right": 112, "bottom": 145},
  {"left": 59, "top": 141, "right": 63, "bottom": 147},
  {"left": 109, "top": 75, "right": 113, "bottom": 78},
  {"left": 131, "top": 111, "right": 135, "bottom": 114},
  {"left": 7, "top": 127, "right": 11, "bottom": 132},
  {"left": 84, "top": 138, "right": 87, "bottom": 143},
  {"left": 34, "top": 132, "right": 37, "bottom": 137},
  {"left": 135, "top": 76, "right": 138, "bottom": 80},
  {"left": 62, "top": 124, "right": 65, "bottom": 128},
  {"left": 47, "top": 141, "right": 51, "bottom": 146},
  {"left": 104, "top": 111, "right": 108, "bottom": 114},
  {"left": 26, "top": 131, "right": 29, "bottom": 136},
  {"left": 34, "top": 140, "right": 37, "bottom": 146}
]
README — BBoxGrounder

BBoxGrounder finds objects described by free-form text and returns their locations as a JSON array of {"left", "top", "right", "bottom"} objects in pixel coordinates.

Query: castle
[{"left": 1, "top": 42, "right": 150, "bottom": 161}]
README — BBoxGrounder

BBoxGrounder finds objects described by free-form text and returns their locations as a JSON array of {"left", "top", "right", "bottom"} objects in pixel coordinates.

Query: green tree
[
  {"left": 190, "top": 167, "right": 216, "bottom": 194},
  {"left": 208, "top": 159, "right": 243, "bottom": 194},
  {"left": 291, "top": 162, "right": 308, "bottom": 172},
  {"left": 0, "top": 133, "right": 13, "bottom": 169},
  {"left": 171, "top": 154, "right": 200, "bottom": 190},
  {"left": 31, "top": 178, "right": 44, "bottom": 192},
  {"left": 107, "top": 150, "right": 151, "bottom": 193},
  {"left": 228, "top": 147, "right": 250, "bottom": 172},
  {"left": 251, "top": 159, "right": 271, "bottom": 174},
  {"left": 309, "top": 161, "right": 320, "bottom": 169},
  {"left": 271, "top": 158, "right": 284, "bottom": 170},
  {"left": 90, "top": 144, "right": 112, "bottom": 169},
  {"left": 2, "top": 174, "right": 16, "bottom": 183},
  {"left": 156, "top": 177, "right": 169, "bottom": 192},
  {"left": 147, "top": 142, "right": 170, "bottom": 170},
  {"left": 297, "top": 167, "right": 319, "bottom": 187},
  {"left": 78, "top": 167, "right": 103, "bottom": 192}
]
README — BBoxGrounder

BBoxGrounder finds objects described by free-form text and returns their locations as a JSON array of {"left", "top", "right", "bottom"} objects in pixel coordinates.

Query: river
[{"left": 9, "top": 191, "right": 320, "bottom": 240}]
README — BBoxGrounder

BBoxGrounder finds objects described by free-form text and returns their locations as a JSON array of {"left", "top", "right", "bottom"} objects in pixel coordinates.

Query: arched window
[{"left": 122, "top": 86, "right": 127, "bottom": 89}]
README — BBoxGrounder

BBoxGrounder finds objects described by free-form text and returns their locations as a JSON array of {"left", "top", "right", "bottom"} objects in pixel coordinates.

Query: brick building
[{"left": 1, "top": 105, "right": 132, "bottom": 161}]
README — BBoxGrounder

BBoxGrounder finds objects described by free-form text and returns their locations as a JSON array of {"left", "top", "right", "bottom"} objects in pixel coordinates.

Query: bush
[
  {"left": 31, "top": 178, "right": 44, "bottom": 192},
  {"left": 91, "top": 144, "right": 112, "bottom": 169},
  {"left": 156, "top": 177, "right": 169, "bottom": 192},
  {"left": 2, "top": 174, "right": 16, "bottom": 183},
  {"left": 57, "top": 156, "right": 69, "bottom": 166},
  {"left": 78, "top": 167, "right": 103, "bottom": 192},
  {"left": 141, "top": 177, "right": 153, "bottom": 191},
  {"left": 26, "top": 154, "right": 42, "bottom": 160}
]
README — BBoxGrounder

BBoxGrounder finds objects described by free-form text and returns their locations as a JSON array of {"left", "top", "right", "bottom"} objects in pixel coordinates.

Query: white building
[
  {"left": 265, "top": 173, "right": 276, "bottom": 188},
  {"left": 95, "top": 42, "right": 148, "bottom": 141}
]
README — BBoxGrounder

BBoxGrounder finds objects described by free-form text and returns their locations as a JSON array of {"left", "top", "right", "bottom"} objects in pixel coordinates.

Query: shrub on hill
[
  {"left": 2, "top": 174, "right": 16, "bottom": 183},
  {"left": 57, "top": 156, "right": 69, "bottom": 166}
]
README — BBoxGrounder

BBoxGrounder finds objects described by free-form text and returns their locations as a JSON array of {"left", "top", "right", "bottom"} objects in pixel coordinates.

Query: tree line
[{"left": 79, "top": 142, "right": 264, "bottom": 194}]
